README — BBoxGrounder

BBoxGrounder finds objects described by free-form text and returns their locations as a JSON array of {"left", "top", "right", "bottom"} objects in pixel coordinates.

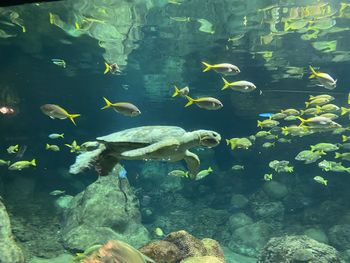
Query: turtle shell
[{"left": 97, "top": 126, "right": 186, "bottom": 145}]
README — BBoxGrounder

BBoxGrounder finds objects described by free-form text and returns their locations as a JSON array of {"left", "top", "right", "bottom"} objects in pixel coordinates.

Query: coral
[
  {"left": 201, "top": 238, "right": 225, "bottom": 261},
  {"left": 180, "top": 256, "right": 224, "bottom": 263},
  {"left": 257, "top": 235, "right": 344, "bottom": 263},
  {"left": 139, "top": 240, "right": 181, "bottom": 263},
  {"left": 0, "top": 198, "right": 24, "bottom": 263},
  {"left": 262, "top": 181, "right": 288, "bottom": 200},
  {"left": 61, "top": 164, "right": 150, "bottom": 251},
  {"left": 81, "top": 240, "right": 153, "bottom": 263},
  {"left": 140, "top": 230, "right": 225, "bottom": 263},
  {"left": 164, "top": 230, "right": 207, "bottom": 258},
  {"left": 328, "top": 224, "right": 350, "bottom": 251}
]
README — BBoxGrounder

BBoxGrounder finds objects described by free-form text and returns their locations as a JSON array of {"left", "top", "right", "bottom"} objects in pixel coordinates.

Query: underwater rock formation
[
  {"left": 0, "top": 198, "right": 24, "bottom": 263},
  {"left": 328, "top": 224, "right": 350, "bottom": 251},
  {"left": 140, "top": 230, "right": 225, "bottom": 263},
  {"left": 257, "top": 235, "right": 344, "bottom": 263},
  {"left": 180, "top": 256, "right": 224, "bottom": 263},
  {"left": 60, "top": 164, "right": 150, "bottom": 251}
]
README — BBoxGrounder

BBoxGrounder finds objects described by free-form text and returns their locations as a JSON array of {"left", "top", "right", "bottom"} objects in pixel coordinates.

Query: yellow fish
[
  {"left": 7, "top": 144, "right": 19, "bottom": 154},
  {"left": 46, "top": 144, "right": 60, "bottom": 152},
  {"left": 309, "top": 65, "right": 337, "bottom": 90},
  {"left": 65, "top": 140, "right": 81, "bottom": 153},
  {"left": 172, "top": 85, "right": 189, "bottom": 97},
  {"left": 0, "top": 160, "right": 10, "bottom": 166},
  {"left": 185, "top": 95, "right": 223, "bottom": 110},
  {"left": 8, "top": 159, "right": 36, "bottom": 171}
]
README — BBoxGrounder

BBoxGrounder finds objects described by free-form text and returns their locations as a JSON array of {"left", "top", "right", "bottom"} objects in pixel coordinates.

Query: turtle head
[{"left": 197, "top": 130, "right": 221, "bottom": 148}]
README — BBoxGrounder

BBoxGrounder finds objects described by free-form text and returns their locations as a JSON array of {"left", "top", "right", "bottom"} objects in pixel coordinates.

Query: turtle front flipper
[
  {"left": 184, "top": 150, "right": 200, "bottom": 178},
  {"left": 121, "top": 138, "right": 180, "bottom": 160}
]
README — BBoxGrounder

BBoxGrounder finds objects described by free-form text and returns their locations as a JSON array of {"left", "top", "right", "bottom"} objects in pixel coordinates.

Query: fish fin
[
  {"left": 172, "top": 85, "right": 180, "bottom": 97},
  {"left": 46, "top": 144, "right": 50, "bottom": 150},
  {"left": 230, "top": 142, "right": 237, "bottom": 150},
  {"left": 49, "top": 12, "right": 54, "bottom": 24},
  {"left": 309, "top": 65, "right": 318, "bottom": 78},
  {"left": 284, "top": 21, "right": 290, "bottom": 31},
  {"left": 342, "top": 135, "right": 347, "bottom": 142},
  {"left": 341, "top": 107, "right": 348, "bottom": 116},
  {"left": 60, "top": 133, "right": 64, "bottom": 138},
  {"left": 309, "top": 95, "right": 315, "bottom": 100},
  {"left": 225, "top": 139, "right": 230, "bottom": 145},
  {"left": 300, "top": 110, "right": 305, "bottom": 116},
  {"left": 335, "top": 152, "right": 341, "bottom": 159},
  {"left": 208, "top": 166, "right": 213, "bottom": 172},
  {"left": 310, "top": 145, "right": 315, "bottom": 152},
  {"left": 31, "top": 159, "right": 36, "bottom": 167},
  {"left": 319, "top": 150, "right": 326, "bottom": 156},
  {"left": 184, "top": 95, "right": 194, "bottom": 107},
  {"left": 324, "top": 180, "right": 328, "bottom": 186},
  {"left": 305, "top": 101, "right": 310, "bottom": 108},
  {"left": 104, "top": 62, "right": 110, "bottom": 74},
  {"left": 201, "top": 61, "right": 212, "bottom": 72},
  {"left": 221, "top": 77, "right": 230, "bottom": 90},
  {"left": 281, "top": 127, "right": 288, "bottom": 135},
  {"left": 68, "top": 114, "right": 80, "bottom": 126},
  {"left": 101, "top": 97, "right": 113, "bottom": 110},
  {"left": 74, "top": 21, "right": 80, "bottom": 29}
]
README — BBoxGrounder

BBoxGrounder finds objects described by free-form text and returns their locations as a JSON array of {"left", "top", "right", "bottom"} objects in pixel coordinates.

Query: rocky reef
[
  {"left": 60, "top": 164, "right": 150, "bottom": 251},
  {"left": 0, "top": 197, "right": 24, "bottom": 263},
  {"left": 257, "top": 235, "right": 344, "bottom": 263}
]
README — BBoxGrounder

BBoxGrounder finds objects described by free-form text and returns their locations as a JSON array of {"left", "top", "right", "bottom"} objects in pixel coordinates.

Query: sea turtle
[{"left": 69, "top": 125, "right": 221, "bottom": 177}]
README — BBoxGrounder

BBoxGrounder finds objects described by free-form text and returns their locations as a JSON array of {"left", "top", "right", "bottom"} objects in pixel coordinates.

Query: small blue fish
[
  {"left": 259, "top": 113, "right": 273, "bottom": 118},
  {"left": 119, "top": 168, "right": 127, "bottom": 178}
]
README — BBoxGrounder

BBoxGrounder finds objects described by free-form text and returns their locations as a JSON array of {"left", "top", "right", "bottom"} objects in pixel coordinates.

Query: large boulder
[
  {"left": 262, "top": 181, "right": 288, "bottom": 200},
  {"left": 257, "top": 235, "right": 344, "bottom": 263},
  {"left": 60, "top": 164, "right": 150, "bottom": 251},
  {"left": 0, "top": 198, "right": 24, "bottom": 263},
  {"left": 228, "top": 220, "right": 277, "bottom": 257}
]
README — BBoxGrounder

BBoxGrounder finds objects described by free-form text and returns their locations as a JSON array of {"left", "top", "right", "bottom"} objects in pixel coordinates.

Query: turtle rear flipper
[
  {"left": 184, "top": 150, "right": 200, "bottom": 178},
  {"left": 121, "top": 138, "right": 180, "bottom": 159}
]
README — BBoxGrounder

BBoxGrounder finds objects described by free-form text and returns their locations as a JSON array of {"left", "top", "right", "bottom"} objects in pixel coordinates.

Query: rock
[
  {"left": 228, "top": 220, "right": 276, "bottom": 257},
  {"left": 263, "top": 181, "right": 288, "bottom": 200},
  {"left": 251, "top": 201, "right": 285, "bottom": 221},
  {"left": 201, "top": 238, "right": 225, "bottom": 261},
  {"left": 227, "top": 213, "right": 253, "bottom": 231},
  {"left": 257, "top": 235, "right": 344, "bottom": 263},
  {"left": 180, "top": 255, "right": 224, "bottom": 263},
  {"left": 139, "top": 240, "right": 181, "bottom": 263},
  {"left": 28, "top": 254, "right": 73, "bottom": 263},
  {"left": 304, "top": 228, "right": 328, "bottom": 244},
  {"left": 230, "top": 194, "right": 249, "bottom": 209},
  {"left": 328, "top": 224, "right": 350, "bottom": 251},
  {"left": 60, "top": 164, "right": 150, "bottom": 251},
  {"left": 54, "top": 195, "right": 73, "bottom": 212},
  {"left": 164, "top": 230, "right": 207, "bottom": 259},
  {"left": 0, "top": 198, "right": 24, "bottom": 263}
]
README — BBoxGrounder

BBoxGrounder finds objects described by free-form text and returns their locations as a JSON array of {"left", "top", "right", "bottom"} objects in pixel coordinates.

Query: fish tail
[
  {"left": 342, "top": 135, "right": 348, "bottom": 142},
  {"left": 310, "top": 145, "right": 315, "bottom": 152},
  {"left": 31, "top": 159, "right": 36, "bottom": 167},
  {"left": 284, "top": 21, "right": 290, "bottom": 31},
  {"left": 225, "top": 139, "right": 230, "bottom": 145},
  {"left": 335, "top": 152, "right": 342, "bottom": 159},
  {"left": 324, "top": 180, "right": 328, "bottom": 186},
  {"left": 184, "top": 95, "right": 194, "bottom": 107},
  {"left": 74, "top": 21, "right": 80, "bottom": 30},
  {"left": 257, "top": 120, "right": 262, "bottom": 128},
  {"left": 305, "top": 101, "right": 310, "bottom": 108},
  {"left": 316, "top": 105, "right": 322, "bottom": 113},
  {"left": 319, "top": 150, "right": 326, "bottom": 156},
  {"left": 309, "top": 65, "right": 318, "bottom": 79},
  {"left": 300, "top": 110, "right": 305, "bottom": 116},
  {"left": 201, "top": 61, "right": 212, "bottom": 72},
  {"left": 68, "top": 114, "right": 81, "bottom": 126},
  {"left": 348, "top": 93, "right": 350, "bottom": 105},
  {"left": 341, "top": 107, "right": 348, "bottom": 116},
  {"left": 45, "top": 144, "right": 50, "bottom": 150},
  {"left": 309, "top": 95, "right": 315, "bottom": 100},
  {"left": 346, "top": 167, "right": 350, "bottom": 174},
  {"left": 60, "top": 133, "right": 64, "bottom": 138},
  {"left": 281, "top": 127, "right": 289, "bottom": 136},
  {"left": 221, "top": 77, "right": 230, "bottom": 90},
  {"left": 208, "top": 166, "right": 213, "bottom": 172},
  {"left": 101, "top": 97, "right": 113, "bottom": 110},
  {"left": 104, "top": 62, "right": 110, "bottom": 74},
  {"left": 49, "top": 12, "right": 54, "bottom": 24},
  {"left": 6, "top": 161, "right": 10, "bottom": 166},
  {"left": 172, "top": 85, "right": 180, "bottom": 97},
  {"left": 297, "top": 116, "right": 306, "bottom": 126}
]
